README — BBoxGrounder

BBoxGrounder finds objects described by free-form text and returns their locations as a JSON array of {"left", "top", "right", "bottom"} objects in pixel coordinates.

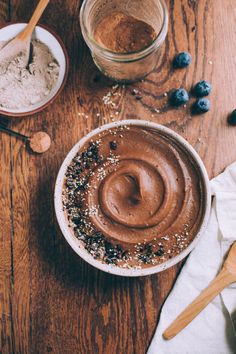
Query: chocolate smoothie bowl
[{"left": 55, "top": 120, "right": 211, "bottom": 276}]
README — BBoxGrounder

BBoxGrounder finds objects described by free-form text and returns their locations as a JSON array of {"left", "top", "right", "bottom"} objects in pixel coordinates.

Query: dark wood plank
[
  {"left": 0, "top": 134, "right": 13, "bottom": 354},
  {"left": 1, "top": 0, "right": 236, "bottom": 353},
  {"left": 0, "top": 4, "right": 15, "bottom": 354}
]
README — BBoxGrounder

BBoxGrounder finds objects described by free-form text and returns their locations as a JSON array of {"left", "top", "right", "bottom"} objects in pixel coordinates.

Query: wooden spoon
[
  {"left": 163, "top": 242, "right": 236, "bottom": 340},
  {"left": 0, "top": 124, "right": 51, "bottom": 154},
  {"left": 0, "top": 0, "right": 50, "bottom": 74}
]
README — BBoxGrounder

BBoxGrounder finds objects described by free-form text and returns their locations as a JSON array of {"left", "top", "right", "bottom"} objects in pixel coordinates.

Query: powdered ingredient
[
  {"left": 0, "top": 39, "right": 60, "bottom": 110},
  {"left": 94, "top": 11, "right": 157, "bottom": 53},
  {"left": 29, "top": 131, "right": 51, "bottom": 154}
]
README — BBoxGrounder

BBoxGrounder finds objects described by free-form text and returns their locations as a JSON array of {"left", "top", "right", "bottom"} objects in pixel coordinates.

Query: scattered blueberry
[
  {"left": 155, "top": 249, "right": 164, "bottom": 257},
  {"left": 173, "top": 52, "right": 192, "bottom": 68},
  {"left": 192, "top": 98, "right": 210, "bottom": 114},
  {"left": 110, "top": 141, "right": 117, "bottom": 150},
  {"left": 228, "top": 109, "right": 236, "bottom": 126},
  {"left": 170, "top": 88, "right": 189, "bottom": 107},
  {"left": 193, "top": 80, "right": 212, "bottom": 97},
  {"left": 135, "top": 95, "right": 143, "bottom": 100}
]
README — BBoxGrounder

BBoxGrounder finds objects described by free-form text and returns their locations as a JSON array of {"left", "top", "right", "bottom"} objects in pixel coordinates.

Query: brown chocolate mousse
[
  {"left": 94, "top": 11, "right": 157, "bottom": 53},
  {"left": 63, "top": 125, "right": 205, "bottom": 269}
]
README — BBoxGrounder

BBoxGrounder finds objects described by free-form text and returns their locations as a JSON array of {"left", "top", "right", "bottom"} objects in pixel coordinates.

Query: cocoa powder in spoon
[{"left": 29, "top": 131, "right": 51, "bottom": 154}]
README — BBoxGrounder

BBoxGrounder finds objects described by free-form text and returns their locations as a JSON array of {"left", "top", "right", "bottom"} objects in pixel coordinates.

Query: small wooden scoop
[
  {"left": 163, "top": 242, "right": 236, "bottom": 340},
  {"left": 0, "top": 0, "right": 50, "bottom": 73}
]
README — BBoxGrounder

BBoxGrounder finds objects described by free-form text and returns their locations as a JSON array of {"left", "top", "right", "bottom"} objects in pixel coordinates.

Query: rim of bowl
[
  {"left": 0, "top": 22, "right": 69, "bottom": 118},
  {"left": 54, "top": 120, "right": 211, "bottom": 277}
]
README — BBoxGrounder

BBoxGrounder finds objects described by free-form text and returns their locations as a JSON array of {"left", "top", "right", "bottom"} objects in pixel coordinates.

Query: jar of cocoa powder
[{"left": 80, "top": 0, "right": 168, "bottom": 83}]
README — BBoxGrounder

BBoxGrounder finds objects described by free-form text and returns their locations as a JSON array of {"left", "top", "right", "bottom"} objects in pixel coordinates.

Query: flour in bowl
[{"left": 0, "top": 39, "right": 60, "bottom": 110}]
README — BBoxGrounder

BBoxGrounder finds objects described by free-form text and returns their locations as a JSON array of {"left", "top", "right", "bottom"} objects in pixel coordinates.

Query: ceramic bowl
[
  {"left": 54, "top": 120, "right": 211, "bottom": 277},
  {"left": 0, "top": 23, "right": 69, "bottom": 117}
]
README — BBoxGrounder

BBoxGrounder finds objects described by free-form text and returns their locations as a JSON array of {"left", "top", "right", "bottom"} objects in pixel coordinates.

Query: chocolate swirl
[{"left": 84, "top": 126, "right": 203, "bottom": 247}]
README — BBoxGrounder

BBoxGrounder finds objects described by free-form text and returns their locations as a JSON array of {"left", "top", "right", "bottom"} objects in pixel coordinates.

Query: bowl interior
[
  {"left": 0, "top": 23, "right": 67, "bottom": 115},
  {"left": 54, "top": 120, "right": 211, "bottom": 277}
]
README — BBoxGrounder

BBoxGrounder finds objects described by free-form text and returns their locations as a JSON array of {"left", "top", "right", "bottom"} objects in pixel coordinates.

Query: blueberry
[
  {"left": 155, "top": 249, "right": 164, "bottom": 257},
  {"left": 193, "top": 80, "right": 212, "bottom": 97},
  {"left": 170, "top": 88, "right": 189, "bottom": 107},
  {"left": 192, "top": 98, "right": 210, "bottom": 114},
  {"left": 228, "top": 109, "right": 236, "bottom": 126},
  {"left": 173, "top": 52, "right": 192, "bottom": 68},
  {"left": 110, "top": 141, "right": 117, "bottom": 150}
]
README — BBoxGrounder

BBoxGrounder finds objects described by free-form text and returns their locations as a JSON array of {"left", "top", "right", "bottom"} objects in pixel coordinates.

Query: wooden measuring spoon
[
  {"left": 0, "top": 124, "right": 51, "bottom": 154},
  {"left": 0, "top": 0, "right": 50, "bottom": 73},
  {"left": 163, "top": 242, "right": 236, "bottom": 340}
]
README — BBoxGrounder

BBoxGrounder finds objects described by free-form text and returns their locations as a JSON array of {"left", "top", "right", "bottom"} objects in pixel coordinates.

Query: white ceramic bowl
[
  {"left": 0, "top": 23, "right": 69, "bottom": 117},
  {"left": 55, "top": 120, "right": 211, "bottom": 277}
]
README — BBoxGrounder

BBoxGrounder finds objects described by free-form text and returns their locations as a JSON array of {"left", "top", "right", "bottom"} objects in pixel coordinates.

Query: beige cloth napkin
[{"left": 147, "top": 162, "right": 236, "bottom": 354}]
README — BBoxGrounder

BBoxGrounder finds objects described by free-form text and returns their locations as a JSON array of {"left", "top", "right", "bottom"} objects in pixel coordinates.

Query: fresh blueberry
[
  {"left": 155, "top": 249, "right": 164, "bottom": 257},
  {"left": 170, "top": 88, "right": 189, "bottom": 107},
  {"left": 110, "top": 141, "right": 117, "bottom": 150},
  {"left": 193, "top": 80, "right": 212, "bottom": 97},
  {"left": 192, "top": 98, "right": 210, "bottom": 114},
  {"left": 228, "top": 109, "right": 236, "bottom": 126},
  {"left": 173, "top": 52, "right": 192, "bottom": 68}
]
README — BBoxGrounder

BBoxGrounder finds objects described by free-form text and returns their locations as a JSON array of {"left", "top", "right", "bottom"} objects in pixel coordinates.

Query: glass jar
[{"left": 80, "top": 0, "right": 168, "bottom": 83}]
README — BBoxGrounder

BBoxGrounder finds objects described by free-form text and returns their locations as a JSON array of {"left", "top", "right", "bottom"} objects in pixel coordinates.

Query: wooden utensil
[
  {"left": 0, "top": 124, "right": 51, "bottom": 153},
  {"left": 0, "top": 0, "right": 50, "bottom": 73},
  {"left": 163, "top": 242, "right": 236, "bottom": 340}
]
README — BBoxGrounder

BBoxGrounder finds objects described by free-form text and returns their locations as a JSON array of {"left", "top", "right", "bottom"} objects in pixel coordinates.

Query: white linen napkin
[{"left": 147, "top": 161, "right": 236, "bottom": 354}]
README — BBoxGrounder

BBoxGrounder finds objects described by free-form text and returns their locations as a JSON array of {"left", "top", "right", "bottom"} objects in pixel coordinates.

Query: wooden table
[{"left": 0, "top": 1, "right": 236, "bottom": 353}]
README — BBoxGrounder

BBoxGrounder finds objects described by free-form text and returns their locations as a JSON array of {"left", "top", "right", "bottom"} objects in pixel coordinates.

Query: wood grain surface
[{"left": 0, "top": 0, "right": 236, "bottom": 353}]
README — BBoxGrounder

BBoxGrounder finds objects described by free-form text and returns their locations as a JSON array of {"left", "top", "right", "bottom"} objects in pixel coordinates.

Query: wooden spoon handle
[
  {"left": 163, "top": 268, "right": 235, "bottom": 340},
  {"left": 18, "top": 0, "right": 50, "bottom": 41}
]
